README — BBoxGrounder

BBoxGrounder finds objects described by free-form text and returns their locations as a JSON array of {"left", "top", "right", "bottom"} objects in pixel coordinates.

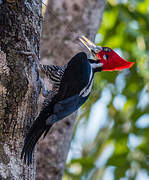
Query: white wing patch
[
  {"left": 79, "top": 68, "right": 94, "bottom": 97},
  {"left": 80, "top": 80, "right": 93, "bottom": 97}
]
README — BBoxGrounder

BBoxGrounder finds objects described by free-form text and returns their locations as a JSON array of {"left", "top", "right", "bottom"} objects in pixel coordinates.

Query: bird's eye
[
  {"left": 103, "top": 54, "right": 108, "bottom": 60},
  {"left": 95, "top": 49, "right": 99, "bottom": 54}
]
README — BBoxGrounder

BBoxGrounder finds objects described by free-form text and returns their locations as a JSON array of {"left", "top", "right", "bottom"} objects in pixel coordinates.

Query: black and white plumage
[
  {"left": 20, "top": 35, "right": 106, "bottom": 165},
  {"left": 21, "top": 35, "right": 134, "bottom": 165},
  {"left": 21, "top": 51, "right": 103, "bottom": 165},
  {"left": 39, "top": 64, "right": 66, "bottom": 97},
  {"left": 39, "top": 64, "right": 65, "bottom": 85}
]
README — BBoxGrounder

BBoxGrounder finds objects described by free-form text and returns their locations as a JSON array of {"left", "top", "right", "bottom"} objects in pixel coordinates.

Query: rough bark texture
[
  {"left": 0, "top": 0, "right": 42, "bottom": 179},
  {"left": 36, "top": 0, "right": 106, "bottom": 180}
]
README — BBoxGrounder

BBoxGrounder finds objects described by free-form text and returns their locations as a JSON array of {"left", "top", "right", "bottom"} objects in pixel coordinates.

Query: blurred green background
[{"left": 63, "top": 0, "right": 149, "bottom": 179}]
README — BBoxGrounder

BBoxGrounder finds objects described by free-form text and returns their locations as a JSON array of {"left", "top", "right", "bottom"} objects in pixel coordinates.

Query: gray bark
[
  {"left": 0, "top": 0, "right": 42, "bottom": 179},
  {"left": 36, "top": 0, "right": 106, "bottom": 180}
]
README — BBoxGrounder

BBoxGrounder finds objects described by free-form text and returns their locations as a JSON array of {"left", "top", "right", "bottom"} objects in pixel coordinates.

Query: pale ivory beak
[{"left": 79, "top": 36, "right": 102, "bottom": 53}]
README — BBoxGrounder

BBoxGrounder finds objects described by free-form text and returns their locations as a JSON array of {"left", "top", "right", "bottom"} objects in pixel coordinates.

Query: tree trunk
[
  {"left": 0, "top": 0, "right": 42, "bottom": 179},
  {"left": 36, "top": 0, "right": 106, "bottom": 180}
]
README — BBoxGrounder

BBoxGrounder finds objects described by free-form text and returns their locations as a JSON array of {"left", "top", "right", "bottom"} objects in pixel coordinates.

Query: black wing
[
  {"left": 54, "top": 52, "right": 91, "bottom": 101},
  {"left": 44, "top": 52, "right": 92, "bottom": 136},
  {"left": 21, "top": 52, "right": 91, "bottom": 165}
]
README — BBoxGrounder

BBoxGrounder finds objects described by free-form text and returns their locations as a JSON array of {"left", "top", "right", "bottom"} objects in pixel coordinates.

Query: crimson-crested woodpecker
[{"left": 21, "top": 36, "right": 134, "bottom": 165}]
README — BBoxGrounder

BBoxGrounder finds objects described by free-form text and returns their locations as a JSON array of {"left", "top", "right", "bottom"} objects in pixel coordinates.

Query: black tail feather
[{"left": 21, "top": 116, "right": 53, "bottom": 165}]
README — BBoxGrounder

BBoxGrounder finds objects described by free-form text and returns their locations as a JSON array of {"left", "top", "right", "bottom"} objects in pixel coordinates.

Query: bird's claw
[{"left": 17, "top": 51, "right": 35, "bottom": 57}]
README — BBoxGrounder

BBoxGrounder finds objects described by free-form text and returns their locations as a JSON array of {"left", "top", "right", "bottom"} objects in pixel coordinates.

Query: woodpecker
[{"left": 21, "top": 36, "right": 134, "bottom": 165}]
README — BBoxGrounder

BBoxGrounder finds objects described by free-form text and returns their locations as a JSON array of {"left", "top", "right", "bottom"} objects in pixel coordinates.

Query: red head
[
  {"left": 79, "top": 36, "right": 134, "bottom": 71},
  {"left": 95, "top": 47, "right": 134, "bottom": 71}
]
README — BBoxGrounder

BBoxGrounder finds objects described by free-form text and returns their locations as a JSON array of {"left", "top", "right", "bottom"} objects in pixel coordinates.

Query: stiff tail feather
[{"left": 21, "top": 116, "right": 53, "bottom": 165}]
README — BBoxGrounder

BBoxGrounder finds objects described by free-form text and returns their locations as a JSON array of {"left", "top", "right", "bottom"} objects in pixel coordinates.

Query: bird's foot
[
  {"left": 17, "top": 50, "right": 36, "bottom": 58},
  {"left": 46, "top": 114, "right": 58, "bottom": 125},
  {"left": 17, "top": 50, "right": 40, "bottom": 70},
  {"left": 17, "top": 51, "right": 37, "bottom": 64}
]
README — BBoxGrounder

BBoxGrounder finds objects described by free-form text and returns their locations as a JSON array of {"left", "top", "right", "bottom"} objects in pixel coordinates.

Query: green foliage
[{"left": 64, "top": 0, "right": 149, "bottom": 179}]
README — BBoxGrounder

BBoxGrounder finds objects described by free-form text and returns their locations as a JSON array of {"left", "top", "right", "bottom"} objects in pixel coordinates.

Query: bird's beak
[{"left": 79, "top": 36, "right": 102, "bottom": 59}]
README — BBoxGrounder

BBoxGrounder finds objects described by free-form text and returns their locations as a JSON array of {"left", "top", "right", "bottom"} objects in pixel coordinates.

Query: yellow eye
[{"left": 95, "top": 49, "right": 99, "bottom": 54}]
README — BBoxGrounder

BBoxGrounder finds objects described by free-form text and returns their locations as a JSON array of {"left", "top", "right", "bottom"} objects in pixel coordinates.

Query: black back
[
  {"left": 21, "top": 52, "right": 92, "bottom": 165},
  {"left": 54, "top": 52, "right": 91, "bottom": 101}
]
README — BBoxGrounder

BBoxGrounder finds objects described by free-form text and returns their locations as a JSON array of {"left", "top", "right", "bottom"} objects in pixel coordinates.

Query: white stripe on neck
[
  {"left": 90, "top": 63, "right": 103, "bottom": 69},
  {"left": 79, "top": 68, "right": 93, "bottom": 97}
]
